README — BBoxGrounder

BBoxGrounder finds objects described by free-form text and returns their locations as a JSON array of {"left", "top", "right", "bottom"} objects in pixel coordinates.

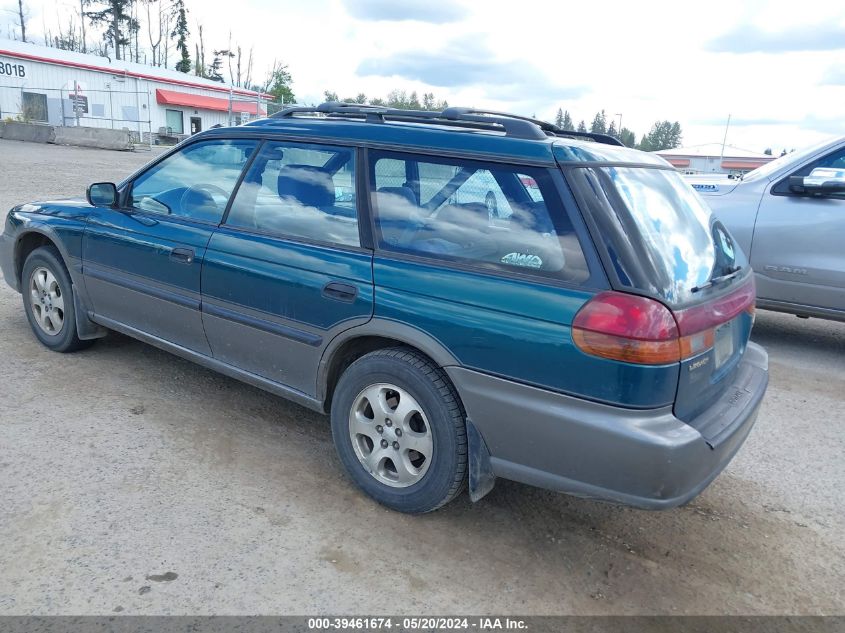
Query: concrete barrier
[
  {"left": 0, "top": 122, "right": 134, "bottom": 151},
  {"left": 52, "top": 126, "right": 134, "bottom": 151},
  {"left": 1, "top": 121, "right": 54, "bottom": 143}
]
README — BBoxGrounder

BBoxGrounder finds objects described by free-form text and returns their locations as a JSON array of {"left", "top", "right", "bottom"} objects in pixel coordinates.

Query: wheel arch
[
  {"left": 318, "top": 320, "right": 460, "bottom": 412},
  {"left": 14, "top": 226, "right": 74, "bottom": 287},
  {"left": 16, "top": 227, "right": 106, "bottom": 340}
]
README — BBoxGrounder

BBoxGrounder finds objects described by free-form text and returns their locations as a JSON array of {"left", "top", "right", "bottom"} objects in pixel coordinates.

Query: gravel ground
[{"left": 0, "top": 139, "right": 843, "bottom": 615}]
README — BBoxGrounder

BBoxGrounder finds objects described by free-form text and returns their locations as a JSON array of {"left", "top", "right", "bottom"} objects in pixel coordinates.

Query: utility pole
[{"left": 719, "top": 114, "right": 732, "bottom": 163}]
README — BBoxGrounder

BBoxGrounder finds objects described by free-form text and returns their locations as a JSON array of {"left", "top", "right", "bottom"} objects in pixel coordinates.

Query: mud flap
[
  {"left": 74, "top": 291, "right": 107, "bottom": 340},
  {"left": 466, "top": 418, "right": 496, "bottom": 502}
]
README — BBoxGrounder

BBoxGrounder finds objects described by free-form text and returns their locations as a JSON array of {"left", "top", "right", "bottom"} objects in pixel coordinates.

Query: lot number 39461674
[{"left": 0, "top": 62, "right": 26, "bottom": 78}]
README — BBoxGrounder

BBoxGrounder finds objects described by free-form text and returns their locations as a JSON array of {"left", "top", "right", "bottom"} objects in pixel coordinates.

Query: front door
[
  {"left": 83, "top": 138, "right": 259, "bottom": 353},
  {"left": 752, "top": 144, "right": 845, "bottom": 313},
  {"left": 201, "top": 140, "right": 373, "bottom": 396},
  {"left": 190, "top": 117, "right": 202, "bottom": 135}
]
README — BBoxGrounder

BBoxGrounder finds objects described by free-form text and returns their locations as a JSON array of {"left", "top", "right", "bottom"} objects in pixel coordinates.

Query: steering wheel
[{"left": 179, "top": 183, "right": 229, "bottom": 218}]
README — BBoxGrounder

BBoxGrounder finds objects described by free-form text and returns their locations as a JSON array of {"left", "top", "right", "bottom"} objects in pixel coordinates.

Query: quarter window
[
  {"left": 370, "top": 152, "right": 590, "bottom": 283},
  {"left": 226, "top": 141, "right": 359, "bottom": 247},
  {"left": 129, "top": 139, "right": 258, "bottom": 223}
]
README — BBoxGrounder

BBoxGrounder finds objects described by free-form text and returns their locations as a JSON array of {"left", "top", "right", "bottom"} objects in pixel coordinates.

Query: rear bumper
[
  {"left": 0, "top": 231, "right": 17, "bottom": 291},
  {"left": 447, "top": 342, "right": 769, "bottom": 509}
]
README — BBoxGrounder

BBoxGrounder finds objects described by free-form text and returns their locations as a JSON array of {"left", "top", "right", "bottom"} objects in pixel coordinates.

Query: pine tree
[
  {"left": 562, "top": 110, "right": 574, "bottom": 131},
  {"left": 638, "top": 121, "right": 683, "bottom": 151},
  {"left": 590, "top": 110, "right": 607, "bottom": 134},
  {"left": 577, "top": 120, "right": 587, "bottom": 133},
  {"left": 619, "top": 127, "right": 636, "bottom": 148},
  {"left": 171, "top": 0, "right": 190, "bottom": 73},
  {"left": 555, "top": 108, "right": 564, "bottom": 128},
  {"left": 83, "top": 0, "right": 133, "bottom": 60}
]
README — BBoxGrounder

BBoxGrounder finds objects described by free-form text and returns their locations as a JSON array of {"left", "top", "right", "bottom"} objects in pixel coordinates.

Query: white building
[
  {"left": 0, "top": 38, "right": 270, "bottom": 142},
  {"left": 654, "top": 143, "right": 776, "bottom": 177}
]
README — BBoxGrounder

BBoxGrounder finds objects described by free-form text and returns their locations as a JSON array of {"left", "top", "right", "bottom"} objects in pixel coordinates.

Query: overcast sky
[{"left": 4, "top": 0, "right": 845, "bottom": 152}]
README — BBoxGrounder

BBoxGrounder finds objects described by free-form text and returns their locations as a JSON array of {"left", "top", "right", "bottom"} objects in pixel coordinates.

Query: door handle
[
  {"left": 170, "top": 248, "right": 195, "bottom": 264},
  {"left": 322, "top": 281, "right": 358, "bottom": 302}
]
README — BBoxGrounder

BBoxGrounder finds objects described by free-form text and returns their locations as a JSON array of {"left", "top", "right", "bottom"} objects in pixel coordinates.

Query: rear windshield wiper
[{"left": 691, "top": 265, "right": 742, "bottom": 293}]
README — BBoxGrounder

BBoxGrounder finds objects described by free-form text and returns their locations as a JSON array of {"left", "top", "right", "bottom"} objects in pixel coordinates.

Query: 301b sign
[{"left": 0, "top": 60, "right": 26, "bottom": 77}]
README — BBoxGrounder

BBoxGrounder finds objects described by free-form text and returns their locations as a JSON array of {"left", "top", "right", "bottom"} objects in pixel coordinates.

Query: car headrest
[
  {"left": 277, "top": 164, "right": 334, "bottom": 208},
  {"left": 377, "top": 186, "right": 416, "bottom": 208}
]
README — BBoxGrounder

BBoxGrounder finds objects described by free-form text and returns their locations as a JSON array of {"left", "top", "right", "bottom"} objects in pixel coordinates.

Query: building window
[
  {"left": 22, "top": 92, "right": 48, "bottom": 122},
  {"left": 165, "top": 109, "right": 183, "bottom": 134}
]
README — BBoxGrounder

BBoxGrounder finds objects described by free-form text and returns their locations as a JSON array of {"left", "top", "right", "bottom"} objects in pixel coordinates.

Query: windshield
[
  {"left": 742, "top": 137, "right": 840, "bottom": 182},
  {"left": 572, "top": 167, "right": 745, "bottom": 306}
]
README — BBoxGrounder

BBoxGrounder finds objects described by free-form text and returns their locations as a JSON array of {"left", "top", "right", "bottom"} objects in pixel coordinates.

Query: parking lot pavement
[{"left": 0, "top": 139, "right": 843, "bottom": 615}]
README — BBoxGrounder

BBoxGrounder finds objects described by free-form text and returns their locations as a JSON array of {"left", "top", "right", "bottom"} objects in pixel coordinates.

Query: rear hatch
[{"left": 565, "top": 164, "right": 756, "bottom": 423}]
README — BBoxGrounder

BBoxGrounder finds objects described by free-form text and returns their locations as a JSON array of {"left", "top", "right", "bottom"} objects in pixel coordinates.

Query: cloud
[
  {"left": 341, "top": 0, "right": 467, "bottom": 24},
  {"left": 799, "top": 115, "right": 845, "bottom": 134},
  {"left": 692, "top": 116, "right": 796, "bottom": 127},
  {"left": 821, "top": 66, "right": 845, "bottom": 85},
  {"left": 706, "top": 23, "right": 845, "bottom": 53},
  {"left": 357, "top": 40, "right": 586, "bottom": 102}
]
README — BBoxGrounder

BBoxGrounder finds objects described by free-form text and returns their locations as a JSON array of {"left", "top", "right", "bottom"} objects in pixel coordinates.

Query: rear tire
[
  {"left": 21, "top": 246, "right": 93, "bottom": 353},
  {"left": 330, "top": 347, "right": 467, "bottom": 513}
]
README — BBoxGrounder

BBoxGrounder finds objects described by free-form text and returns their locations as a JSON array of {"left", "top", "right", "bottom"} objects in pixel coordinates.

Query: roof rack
[{"left": 270, "top": 102, "right": 624, "bottom": 146}]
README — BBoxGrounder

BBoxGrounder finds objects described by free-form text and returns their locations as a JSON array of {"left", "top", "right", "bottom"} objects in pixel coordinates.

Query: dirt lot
[{"left": 0, "top": 139, "right": 843, "bottom": 615}]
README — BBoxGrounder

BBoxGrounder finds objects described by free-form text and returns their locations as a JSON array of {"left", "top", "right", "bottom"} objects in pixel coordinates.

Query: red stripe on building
[
  {"left": 0, "top": 48, "right": 273, "bottom": 100},
  {"left": 721, "top": 160, "right": 768, "bottom": 169},
  {"left": 666, "top": 158, "right": 691, "bottom": 167},
  {"left": 156, "top": 89, "right": 265, "bottom": 115}
]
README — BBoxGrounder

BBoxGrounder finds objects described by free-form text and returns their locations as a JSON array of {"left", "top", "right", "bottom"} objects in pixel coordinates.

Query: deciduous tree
[{"left": 262, "top": 61, "right": 295, "bottom": 104}]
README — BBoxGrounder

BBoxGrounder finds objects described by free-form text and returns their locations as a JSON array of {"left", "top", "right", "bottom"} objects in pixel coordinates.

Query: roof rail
[
  {"left": 270, "top": 102, "right": 624, "bottom": 146},
  {"left": 441, "top": 107, "right": 624, "bottom": 146}
]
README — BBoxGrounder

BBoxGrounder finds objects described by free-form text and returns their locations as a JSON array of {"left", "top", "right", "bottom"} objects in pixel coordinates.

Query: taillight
[
  {"left": 572, "top": 276, "right": 756, "bottom": 365},
  {"left": 572, "top": 292, "right": 680, "bottom": 364}
]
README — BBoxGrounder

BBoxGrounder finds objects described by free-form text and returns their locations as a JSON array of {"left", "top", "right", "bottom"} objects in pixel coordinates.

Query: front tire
[
  {"left": 330, "top": 348, "right": 467, "bottom": 513},
  {"left": 21, "top": 246, "right": 92, "bottom": 353}
]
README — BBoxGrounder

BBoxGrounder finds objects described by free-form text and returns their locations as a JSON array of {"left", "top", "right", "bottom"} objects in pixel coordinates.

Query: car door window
[
  {"left": 129, "top": 140, "right": 258, "bottom": 222},
  {"left": 371, "top": 151, "right": 590, "bottom": 283},
  {"left": 773, "top": 145, "right": 845, "bottom": 197},
  {"left": 226, "top": 141, "right": 359, "bottom": 247}
]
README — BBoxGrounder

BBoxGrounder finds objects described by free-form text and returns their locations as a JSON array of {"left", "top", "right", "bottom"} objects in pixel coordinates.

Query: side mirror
[
  {"left": 789, "top": 168, "right": 845, "bottom": 196},
  {"left": 87, "top": 182, "right": 118, "bottom": 207}
]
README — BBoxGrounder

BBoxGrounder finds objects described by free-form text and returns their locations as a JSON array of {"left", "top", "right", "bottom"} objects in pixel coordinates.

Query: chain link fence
[
  {"left": 1, "top": 85, "right": 275, "bottom": 148},
  {"left": 1, "top": 84, "right": 154, "bottom": 145}
]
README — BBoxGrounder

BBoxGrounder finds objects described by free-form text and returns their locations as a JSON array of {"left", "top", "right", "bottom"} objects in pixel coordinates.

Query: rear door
[
  {"left": 83, "top": 138, "right": 258, "bottom": 353},
  {"left": 201, "top": 140, "right": 373, "bottom": 396},
  {"left": 750, "top": 144, "right": 845, "bottom": 313}
]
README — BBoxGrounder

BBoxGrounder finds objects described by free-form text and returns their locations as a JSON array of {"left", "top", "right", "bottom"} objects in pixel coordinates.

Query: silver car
[{"left": 691, "top": 137, "right": 845, "bottom": 322}]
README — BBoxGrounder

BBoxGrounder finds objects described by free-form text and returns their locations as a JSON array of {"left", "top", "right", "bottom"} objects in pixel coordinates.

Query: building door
[{"left": 190, "top": 116, "right": 202, "bottom": 134}]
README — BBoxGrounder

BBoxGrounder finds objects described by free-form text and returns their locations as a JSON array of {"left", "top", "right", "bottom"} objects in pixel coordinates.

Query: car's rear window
[
  {"left": 570, "top": 166, "right": 745, "bottom": 306},
  {"left": 370, "top": 150, "right": 592, "bottom": 284}
]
